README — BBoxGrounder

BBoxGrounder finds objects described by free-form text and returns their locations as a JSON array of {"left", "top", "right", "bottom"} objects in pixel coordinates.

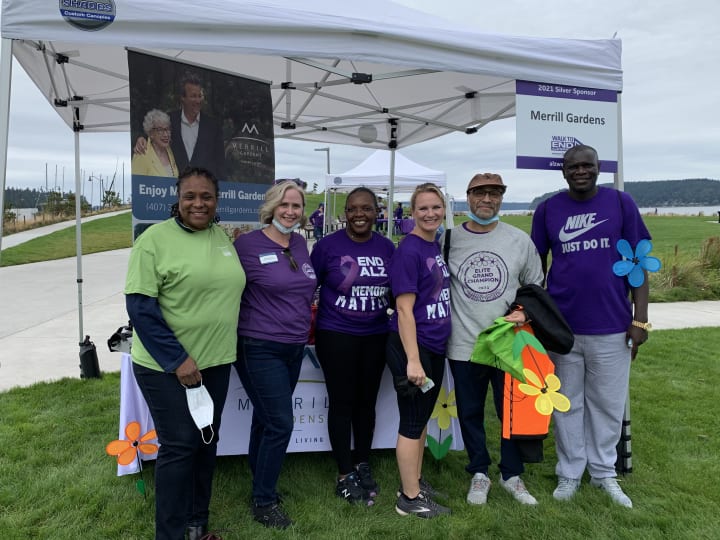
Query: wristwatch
[{"left": 631, "top": 320, "right": 652, "bottom": 331}]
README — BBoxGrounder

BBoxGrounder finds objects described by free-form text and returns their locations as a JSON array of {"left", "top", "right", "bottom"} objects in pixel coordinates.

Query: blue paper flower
[{"left": 613, "top": 239, "right": 661, "bottom": 287}]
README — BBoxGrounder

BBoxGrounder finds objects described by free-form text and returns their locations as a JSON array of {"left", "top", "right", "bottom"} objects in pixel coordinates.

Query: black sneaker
[
  {"left": 336, "top": 471, "right": 373, "bottom": 505},
  {"left": 395, "top": 492, "right": 451, "bottom": 519},
  {"left": 396, "top": 477, "right": 447, "bottom": 499},
  {"left": 420, "top": 476, "right": 448, "bottom": 499},
  {"left": 252, "top": 502, "right": 292, "bottom": 529},
  {"left": 355, "top": 462, "right": 379, "bottom": 497}
]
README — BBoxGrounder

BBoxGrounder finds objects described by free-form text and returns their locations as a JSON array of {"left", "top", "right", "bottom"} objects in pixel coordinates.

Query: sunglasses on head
[{"left": 273, "top": 178, "right": 307, "bottom": 190}]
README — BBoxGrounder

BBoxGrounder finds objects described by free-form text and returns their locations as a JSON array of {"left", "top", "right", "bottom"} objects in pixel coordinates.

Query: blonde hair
[
  {"left": 410, "top": 182, "right": 445, "bottom": 210},
  {"left": 258, "top": 181, "right": 308, "bottom": 226}
]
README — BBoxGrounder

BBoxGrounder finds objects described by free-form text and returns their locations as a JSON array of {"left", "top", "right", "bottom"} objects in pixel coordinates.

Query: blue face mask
[
  {"left": 272, "top": 218, "right": 301, "bottom": 234},
  {"left": 466, "top": 211, "right": 500, "bottom": 226}
]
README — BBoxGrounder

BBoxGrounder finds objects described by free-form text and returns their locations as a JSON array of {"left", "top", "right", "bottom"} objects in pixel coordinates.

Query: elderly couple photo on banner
[{"left": 128, "top": 50, "right": 275, "bottom": 235}]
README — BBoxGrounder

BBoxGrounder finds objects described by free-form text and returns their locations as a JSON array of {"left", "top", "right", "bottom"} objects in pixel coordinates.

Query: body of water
[
  {"left": 454, "top": 203, "right": 720, "bottom": 217},
  {"left": 638, "top": 206, "right": 720, "bottom": 216}
]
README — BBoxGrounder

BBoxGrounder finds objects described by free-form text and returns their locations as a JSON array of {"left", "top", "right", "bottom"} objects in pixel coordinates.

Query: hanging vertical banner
[
  {"left": 515, "top": 80, "right": 618, "bottom": 172},
  {"left": 128, "top": 50, "right": 274, "bottom": 237}
]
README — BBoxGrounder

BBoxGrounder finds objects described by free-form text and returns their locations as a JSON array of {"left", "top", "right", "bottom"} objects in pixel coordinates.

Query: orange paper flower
[{"left": 106, "top": 421, "right": 158, "bottom": 466}]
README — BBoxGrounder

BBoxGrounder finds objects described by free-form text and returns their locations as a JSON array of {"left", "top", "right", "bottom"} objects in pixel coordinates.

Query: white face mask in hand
[{"left": 185, "top": 382, "right": 215, "bottom": 444}]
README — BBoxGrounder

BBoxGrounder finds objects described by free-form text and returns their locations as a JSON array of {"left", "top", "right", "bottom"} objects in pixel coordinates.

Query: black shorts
[{"left": 385, "top": 331, "right": 445, "bottom": 439}]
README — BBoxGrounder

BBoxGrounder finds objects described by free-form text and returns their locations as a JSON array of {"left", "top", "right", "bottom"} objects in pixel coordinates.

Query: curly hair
[
  {"left": 169, "top": 166, "right": 220, "bottom": 223},
  {"left": 142, "top": 109, "right": 171, "bottom": 136}
]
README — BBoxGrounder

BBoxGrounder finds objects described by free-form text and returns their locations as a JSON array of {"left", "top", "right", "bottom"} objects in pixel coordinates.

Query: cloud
[{"left": 2, "top": 0, "right": 719, "bottom": 206}]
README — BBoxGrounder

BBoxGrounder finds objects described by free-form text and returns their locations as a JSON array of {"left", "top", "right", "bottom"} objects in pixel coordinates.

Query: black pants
[
  {"left": 133, "top": 362, "right": 230, "bottom": 540},
  {"left": 315, "top": 329, "right": 387, "bottom": 475}
]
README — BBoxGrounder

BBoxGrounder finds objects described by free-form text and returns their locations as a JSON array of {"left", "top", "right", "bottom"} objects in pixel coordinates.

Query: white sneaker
[
  {"left": 499, "top": 475, "right": 538, "bottom": 505},
  {"left": 590, "top": 477, "right": 633, "bottom": 508},
  {"left": 553, "top": 477, "right": 580, "bottom": 501},
  {"left": 466, "top": 472, "right": 491, "bottom": 505}
]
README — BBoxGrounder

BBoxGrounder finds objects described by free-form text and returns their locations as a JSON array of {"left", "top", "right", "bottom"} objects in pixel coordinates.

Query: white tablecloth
[{"left": 118, "top": 347, "right": 463, "bottom": 475}]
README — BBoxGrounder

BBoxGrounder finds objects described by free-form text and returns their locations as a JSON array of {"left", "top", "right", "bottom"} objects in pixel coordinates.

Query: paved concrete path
[{"left": 1, "top": 215, "right": 718, "bottom": 392}]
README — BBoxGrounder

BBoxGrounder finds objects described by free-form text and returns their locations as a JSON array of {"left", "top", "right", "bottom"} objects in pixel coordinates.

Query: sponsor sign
[{"left": 515, "top": 80, "right": 618, "bottom": 172}]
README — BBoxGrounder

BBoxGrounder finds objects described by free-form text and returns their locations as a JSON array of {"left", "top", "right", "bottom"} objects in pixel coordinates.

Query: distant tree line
[
  {"left": 3, "top": 187, "right": 49, "bottom": 208},
  {"left": 529, "top": 178, "right": 720, "bottom": 209},
  {"left": 3, "top": 186, "right": 122, "bottom": 215}
]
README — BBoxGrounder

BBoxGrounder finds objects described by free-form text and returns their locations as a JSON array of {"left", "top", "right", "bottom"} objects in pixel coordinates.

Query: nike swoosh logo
[{"left": 558, "top": 219, "right": 608, "bottom": 242}]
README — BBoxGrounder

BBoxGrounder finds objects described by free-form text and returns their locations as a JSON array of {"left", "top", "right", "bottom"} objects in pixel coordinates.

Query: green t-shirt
[{"left": 125, "top": 219, "right": 246, "bottom": 371}]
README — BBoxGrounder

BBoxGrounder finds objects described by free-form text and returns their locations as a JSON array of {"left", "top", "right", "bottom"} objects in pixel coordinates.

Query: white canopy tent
[
  {"left": 324, "top": 149, "right": 449, "bottom": 234},
  {"left": 327, "top": 150, "right": 446, "bottom": 193},
  {"left": 0, "top": 0, "right": 622, "bottom": 351}
]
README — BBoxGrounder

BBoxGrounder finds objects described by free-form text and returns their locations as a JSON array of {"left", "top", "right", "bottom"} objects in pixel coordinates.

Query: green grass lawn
[
  {"left": 0, "top": 212, "right": 133, "bottom": 266},
  {"left": 0, "top": 328, "right": 718, "bottom": 539}
]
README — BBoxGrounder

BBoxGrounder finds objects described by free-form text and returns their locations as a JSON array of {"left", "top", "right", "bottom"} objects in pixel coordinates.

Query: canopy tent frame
[{"left": 0, "top": 0, "right": 623, "bottom": 373}]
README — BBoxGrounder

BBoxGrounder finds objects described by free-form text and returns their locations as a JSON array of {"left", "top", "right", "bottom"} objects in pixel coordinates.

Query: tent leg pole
[
  {"left": 386, "top": 149, "right": 396, "bottom": 240},
  {"left": 0, "top": 38, "right": 14, "bottom": 261},
  {"left": 74, "top": 110, "right": 84, "bottom": 345},
  {"left": 614, "top": 92, "right": 624, "bottom": 191},
  {"left": 73, "top": 109, "right": 100, "bottom": 379}
]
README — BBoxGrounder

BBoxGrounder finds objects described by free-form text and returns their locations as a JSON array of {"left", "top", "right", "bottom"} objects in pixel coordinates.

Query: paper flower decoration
[
  {"left": 431, "top": 387, "right": 458, "bottom": 430},
  {"left": 517, "top": 368, "right": 571, "bottom": 415},
  {"left": 613, "top": 239, "right": 661, "bottom": 287},
  {"left": 106, "top": 421, "right": 158, "bottom": 466},
  {"left": 427, "top": 386, "right": 457, "bottom": 460}
]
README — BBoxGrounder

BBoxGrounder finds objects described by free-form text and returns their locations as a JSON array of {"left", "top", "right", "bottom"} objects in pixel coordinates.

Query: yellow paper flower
[
  {"left": 517, "top": 369, "right": 571, "bottom": 415},
  {"left": 431, "top": 386, "right": 458, "bottom": 430}
]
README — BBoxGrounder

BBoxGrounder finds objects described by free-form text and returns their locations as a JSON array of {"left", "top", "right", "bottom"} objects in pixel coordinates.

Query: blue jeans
[
  {"left": 132, "top": 362, "right": 230, "bottom": 540},
  {"left": 234, "top": 336, "right": 304, "bottom": 505},
  {"left": 449, "top": 359, "right": 524, "bottom": 480}
]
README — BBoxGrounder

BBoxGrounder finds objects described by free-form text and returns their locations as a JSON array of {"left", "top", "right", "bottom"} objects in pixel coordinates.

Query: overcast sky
[{"left": 2, "top": 0, "right": 718, "bottom": 206}]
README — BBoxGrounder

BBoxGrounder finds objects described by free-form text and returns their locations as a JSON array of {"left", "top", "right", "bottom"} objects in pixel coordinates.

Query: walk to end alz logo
[
  {"left": 60, "top": 0, "right": 116, "bottom": 32},
  {"left": 550, "top": 135, "right": 583, "bottom": 154}
]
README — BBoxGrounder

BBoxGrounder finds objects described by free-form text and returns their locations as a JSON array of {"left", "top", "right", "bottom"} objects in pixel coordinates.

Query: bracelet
[{"left": 631, "top": 320, "right": 652, "bottom": 331}]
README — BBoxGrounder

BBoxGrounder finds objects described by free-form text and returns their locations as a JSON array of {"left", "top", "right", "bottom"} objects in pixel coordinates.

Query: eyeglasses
[
  {"left": 273, "top": 178, "right": 308, "bottom": 190},
  {"left": 466, "top": 187, "right": 504, "bottom": 200},
  {"left": 152, "top": 127, "right": 171, "bottom": 134},
  {"left": 282, "top": 248, "right": 299, "bottom": 271}
]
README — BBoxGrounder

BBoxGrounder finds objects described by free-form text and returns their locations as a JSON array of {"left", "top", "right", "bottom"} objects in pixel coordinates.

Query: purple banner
[
  {"left": 516, "top": 155, "right": 618, "bottom": 173},
  {"left": 517, "top": 80, "right": 617, "bottom": 103}
]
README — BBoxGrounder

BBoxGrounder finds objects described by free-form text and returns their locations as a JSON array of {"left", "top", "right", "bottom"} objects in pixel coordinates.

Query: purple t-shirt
[
  {"left": 531, "top": 187, "right": 650, "bottom": 334},
  {"left": 389, "top": 233, "right": 451, "bottom": 354},
  {"left": 311, "top": 230, "right": 395, "bottom": 335},
  {"left": 234, "top": 229, "right": 317, "bottom": 344}
]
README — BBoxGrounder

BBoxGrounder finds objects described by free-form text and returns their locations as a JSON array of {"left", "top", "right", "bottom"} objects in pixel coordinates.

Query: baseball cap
[{"left": 466, "top": 173, "right": 506, "bottom": 194}]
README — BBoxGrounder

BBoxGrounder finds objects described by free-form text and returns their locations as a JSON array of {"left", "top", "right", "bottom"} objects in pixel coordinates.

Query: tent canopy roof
[
  {"left": 327, "top": 150, "right": 445, "bottom": 193},
  {"left": 1, "top": 0, "right": 622, "bottom": 149}
]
